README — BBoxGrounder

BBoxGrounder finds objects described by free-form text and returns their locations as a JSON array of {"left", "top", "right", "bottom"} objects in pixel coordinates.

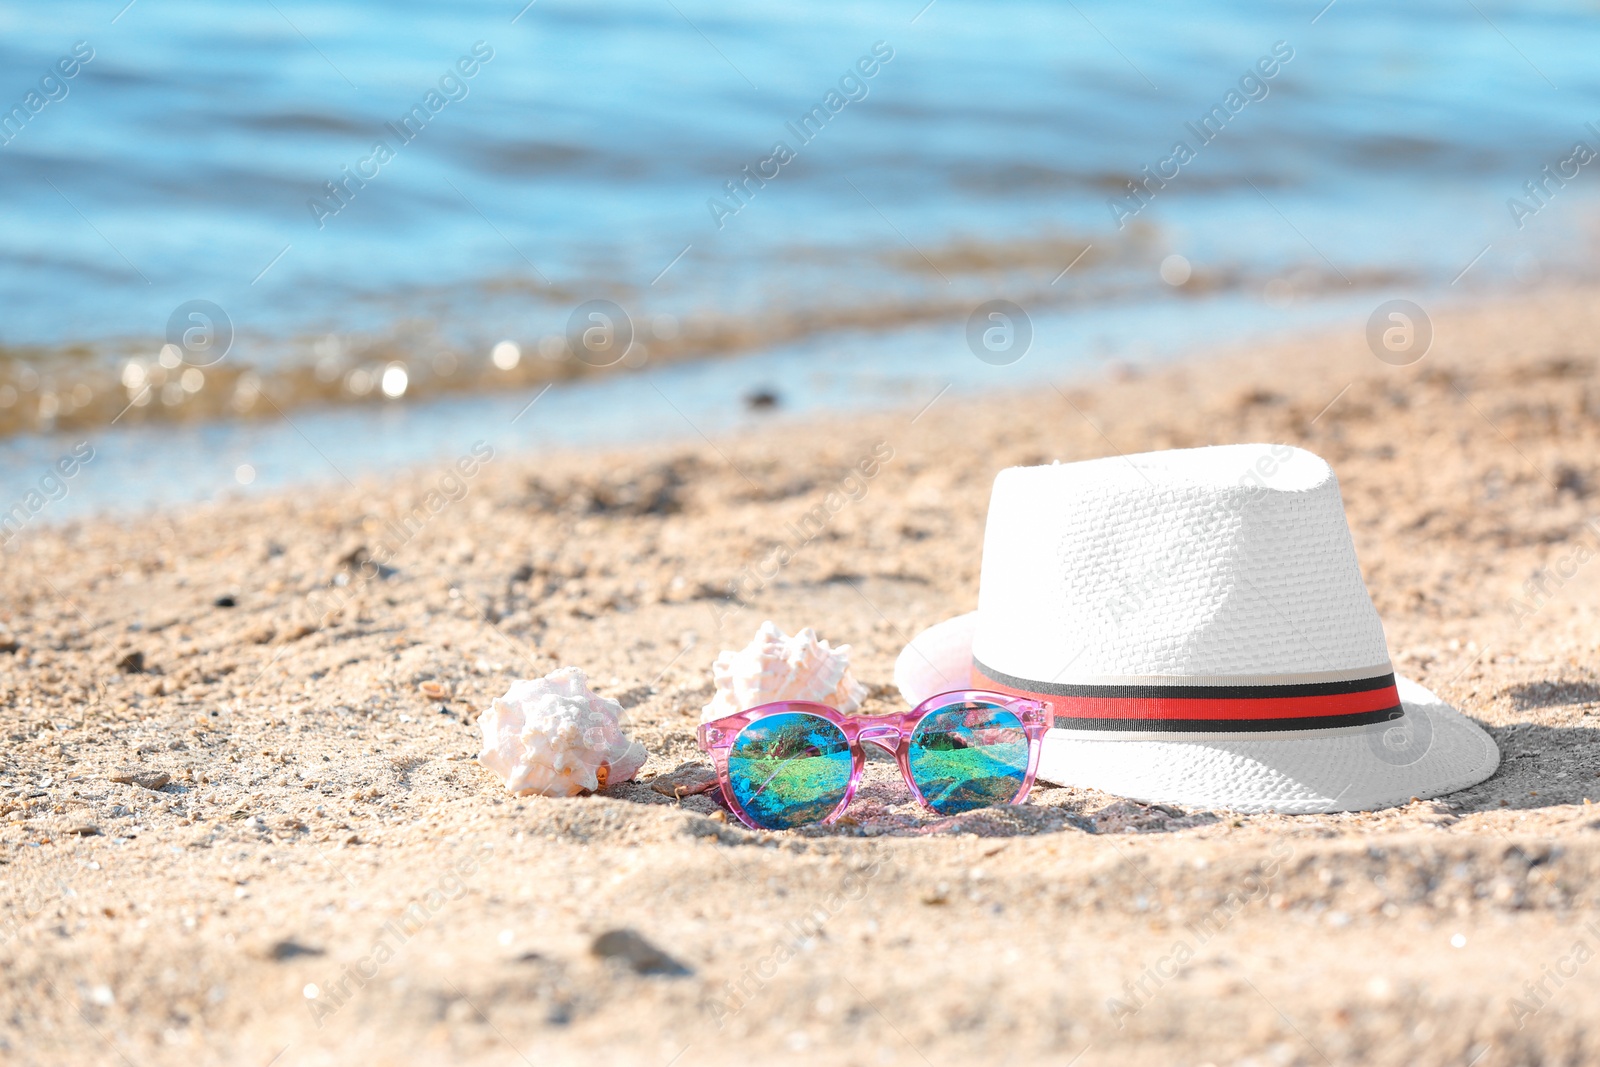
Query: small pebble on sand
[
  {"left": 110, "top": 767, "right": 171, "bottom": 791},
  {"left": 590, "top": 929, "right": 691, "bottom": 976}
]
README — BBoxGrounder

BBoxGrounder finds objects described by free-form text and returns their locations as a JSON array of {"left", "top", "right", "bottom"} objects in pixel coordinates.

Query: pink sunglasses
[{"left": 696, "top": 689, "right": 1053, "bottom": 830}]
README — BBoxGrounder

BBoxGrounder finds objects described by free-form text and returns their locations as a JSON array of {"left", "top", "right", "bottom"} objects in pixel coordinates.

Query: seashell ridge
[
  {"left": 700, "top": 621, "right": 868, "bottom": 722},
  {"left": 477, "top": 667, "right": 647, "bottom": 797}
]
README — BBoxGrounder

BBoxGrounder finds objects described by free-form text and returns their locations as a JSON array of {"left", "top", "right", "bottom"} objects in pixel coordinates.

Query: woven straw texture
[{"left": 973, "top": 444, "right": 1392, "bottom": 682}]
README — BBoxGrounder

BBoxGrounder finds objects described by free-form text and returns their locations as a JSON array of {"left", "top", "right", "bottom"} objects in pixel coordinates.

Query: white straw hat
[{"left": 894, "top": 444, "right": 1499, "bottom": 814}]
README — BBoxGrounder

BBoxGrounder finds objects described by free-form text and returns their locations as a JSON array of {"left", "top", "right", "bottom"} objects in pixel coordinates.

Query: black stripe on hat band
[
  {"left": 1049, "top": 706, "right": 1405, "bottom": 733},
  {"left": 973, "top": 658, "right": 1400, "bottom": 701}
]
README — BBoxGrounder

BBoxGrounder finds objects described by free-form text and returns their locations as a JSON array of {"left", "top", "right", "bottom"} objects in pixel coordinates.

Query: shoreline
[
  {"left": 4, "top": 278, "right": 1593, "bottom": 530},
  {"left": 2, "top": 281, "right": 1599, "bottom": 1063}
]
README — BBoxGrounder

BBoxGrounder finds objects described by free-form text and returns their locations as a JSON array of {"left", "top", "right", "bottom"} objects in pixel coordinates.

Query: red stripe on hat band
[{"left": 972, "top": 661, "right": 1404, "bottom": 733}]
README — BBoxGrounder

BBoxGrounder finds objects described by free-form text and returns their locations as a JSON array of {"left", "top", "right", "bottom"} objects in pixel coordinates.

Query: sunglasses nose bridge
[{"left": 855, "top": 723, "right": 901, "bottom": 753}]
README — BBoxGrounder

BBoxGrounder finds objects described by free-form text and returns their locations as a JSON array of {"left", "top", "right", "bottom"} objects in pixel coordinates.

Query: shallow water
[
  {"left": 1, "top": 0, "right": 1598, "bottom": 511},
  {"left": 0, "top": 288, "right": 1394, "bottom": 526}
]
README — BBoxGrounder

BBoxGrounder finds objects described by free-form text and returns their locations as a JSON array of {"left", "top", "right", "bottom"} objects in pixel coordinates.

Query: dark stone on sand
[
  {"left": 264, "top": 939, "right": 324, "bottom": 961},
  {"left": 744, "top": 389, "right": 780, "bottom": 410},
  {"left": 116, "top": 651, "right": 146, "bottom": 674},
  {"left": 214, "top": 594, "right": 237, "bottom": 607},
  {"left": 589, "top": 929, "right": 691, "bottom": 976}
]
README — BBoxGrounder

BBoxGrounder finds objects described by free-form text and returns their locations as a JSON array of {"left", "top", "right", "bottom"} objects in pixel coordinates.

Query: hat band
[{"left": 972, "top": 658, "right": 1403, "bottom": 733}]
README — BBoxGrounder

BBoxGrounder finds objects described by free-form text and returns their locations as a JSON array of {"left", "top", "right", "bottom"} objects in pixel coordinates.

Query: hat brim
[{"left": 894, "top": 613, "right": 1501, "bottom": 815}]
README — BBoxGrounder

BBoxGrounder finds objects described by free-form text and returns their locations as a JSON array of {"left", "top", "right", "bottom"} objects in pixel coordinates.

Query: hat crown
[{"left": 973, "top": 444, "right": 1390, "bottom": 683}]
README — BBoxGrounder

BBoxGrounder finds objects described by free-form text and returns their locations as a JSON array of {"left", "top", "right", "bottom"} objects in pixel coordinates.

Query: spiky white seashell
[
  {"left": 700, "top": 621, "right": 868, "bottom": 722},
  {"left": 477, "top": 667, "right": 647, "bottom": 797}
]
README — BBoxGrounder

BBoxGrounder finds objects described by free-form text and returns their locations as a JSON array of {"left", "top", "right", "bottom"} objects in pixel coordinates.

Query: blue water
[{"left": 1, "top": 0, "right": 1598, "bottom": 514}]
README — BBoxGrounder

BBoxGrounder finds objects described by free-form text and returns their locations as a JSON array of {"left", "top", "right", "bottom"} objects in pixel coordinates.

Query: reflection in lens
[
  {"left": 908, "top": 702, "right": 1028, "bottom": 815},
  {"left": 727, "top": 712, "right": 852, "bottom": 830}
]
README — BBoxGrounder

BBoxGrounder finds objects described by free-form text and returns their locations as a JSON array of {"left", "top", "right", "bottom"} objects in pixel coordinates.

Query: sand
[{"left": 2, "top": 284, "right": 1599, "bottom": 1066}]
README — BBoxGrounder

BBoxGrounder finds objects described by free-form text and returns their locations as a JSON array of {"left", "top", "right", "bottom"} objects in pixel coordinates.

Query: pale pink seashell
[
  {"left": 477, "top": 667, "right": 647, "bottom": 797},
  {"left": 700, "top": 621, "right": 868, "bottom": 722}
]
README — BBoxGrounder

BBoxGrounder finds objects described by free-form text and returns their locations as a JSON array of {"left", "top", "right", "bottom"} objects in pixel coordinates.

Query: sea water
[{"left": 1, "top": 0, "right": 1597, "bottom": 516}]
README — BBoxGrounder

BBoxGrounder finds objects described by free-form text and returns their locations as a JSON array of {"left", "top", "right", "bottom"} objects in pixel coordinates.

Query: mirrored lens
[
  {"left": 907, "top": 702, "right": 1029, "bottom": 815},
  {"left": 727, "top": 712, "right": 853, "bottom": 830}
]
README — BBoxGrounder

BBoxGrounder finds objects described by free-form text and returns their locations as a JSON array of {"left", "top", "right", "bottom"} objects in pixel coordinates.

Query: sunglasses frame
[{"left": 695, "top": 689, "right": 1053, "bottom": 830}]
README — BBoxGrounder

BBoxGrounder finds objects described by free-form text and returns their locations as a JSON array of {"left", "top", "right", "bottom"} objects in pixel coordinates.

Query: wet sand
[{"left": 2, "top": 284, "right": 1599, "bottom": 1066}]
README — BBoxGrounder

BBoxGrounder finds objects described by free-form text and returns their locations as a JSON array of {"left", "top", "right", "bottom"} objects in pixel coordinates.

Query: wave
[{"left": 0, "top": 227, "right": 1415, "bottom": 440}]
